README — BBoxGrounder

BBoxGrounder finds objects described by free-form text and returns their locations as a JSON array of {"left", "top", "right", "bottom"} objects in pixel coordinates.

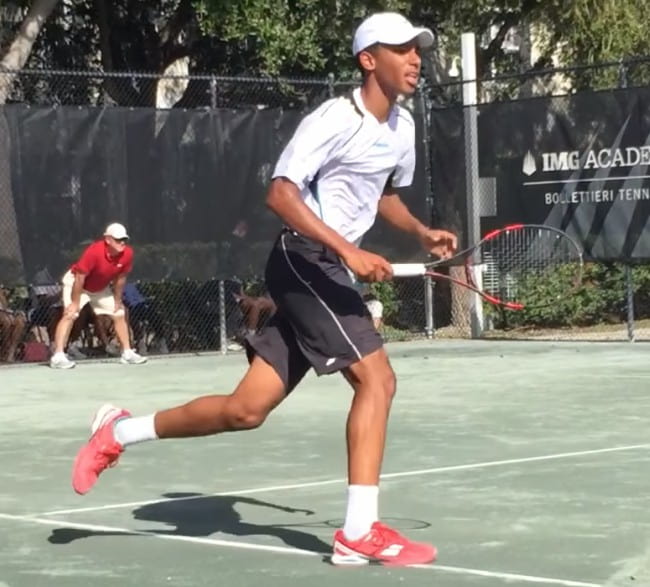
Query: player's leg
[
  {"left": 268, "top": 231, "right": 436, "bottom": 566},
  {"left": 52, "top": 311, "right": 77, "bottom": 355},
  {"left": 155, "top": 354, "right": 288, "bottom": 437},
  {"left": 51, "top": 274, "right": 90, "bottom": 368},
  {"left": 127, "top": 303, "right": 147, "bottom": 352},
  {"left": 326, "top": 348, "right": 395, "bottom": 554},
  {"left": 72, "top": 355, "right": 287, "bottom": 495},
  {"left": 92, "top": 291, "right": 146, "bottom": 364},
  {"left": 331, "top": 346, "right": 436, "bottom": 566},
  {"left": 65, "top": 305, "right": 92, "bottom": 360},
  {"left": 123, "top": 315, "right": 308, "bottom": 441},
  {"left": 92, "top": 314, "right": 114, "bottom": 352},
  {"left": 68, "top": 304, "right": 90, "bottom": 343},
  {"left": 111, "top": 311, "right": 131, "bottom": 350},
  {"left": 45, "top": 306, "right": 61, "bottom": 346},
  {"left": 342, "top": 345, "right": 395, "bottom": 484},
  {"left": 71, "top": 313, "right": 311, "bottom": 495}
]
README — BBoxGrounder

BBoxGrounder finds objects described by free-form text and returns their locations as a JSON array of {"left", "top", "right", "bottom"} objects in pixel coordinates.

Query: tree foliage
[
  {"left": 1, "top": 0, "right": 650, "bottom": 103},
  {"left": 194, "top": 0, "right": 410, "bottom": 77},
  {"left": 533, "top": 0, "right": 650, "bottom": 90}
]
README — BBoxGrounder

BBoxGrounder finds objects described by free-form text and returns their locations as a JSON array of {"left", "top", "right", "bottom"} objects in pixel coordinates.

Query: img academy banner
[{"left": 430, "top": 87, "right": 650, "bottom": 261}]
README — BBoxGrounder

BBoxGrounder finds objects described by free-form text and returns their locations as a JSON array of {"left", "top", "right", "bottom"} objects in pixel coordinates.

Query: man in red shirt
[{"left": 50, "top": 223, "right": 147, "bottom": 369}]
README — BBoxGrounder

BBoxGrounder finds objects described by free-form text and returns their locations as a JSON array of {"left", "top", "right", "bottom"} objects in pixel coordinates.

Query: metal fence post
[
  {"left": 618, "top": 60, "right": 629, "bottom": 90},
  {"left": 219, "top": 279, "right": 227, "bottom": 354},
  {"left": 424, "top": 276, "right": 434, "bottom": 338},
  {"left": 416, "top": 81, "right": 435, "bottom": 340},
  {"left": 625, "top": 265, "right": 636, "bottom": 342},
  {"left": 210, "top": 76, "right": 217, "bottom": 109},
  {"left": 416, "top": 82, "right": 434, "bottom": 225},
  {"left": 461, "top": 32, "right": 484, "bottom": 338},
  {"left": 327, "top": 72, "right": 335, "bottom": 99},
  {"left": 618, "top": 63, "right": 636, "bottom": 342}
]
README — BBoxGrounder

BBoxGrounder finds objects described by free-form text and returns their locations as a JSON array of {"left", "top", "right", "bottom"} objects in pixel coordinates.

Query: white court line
[
  {"left": 580, "top": 374, "right": 650, "bottom": 379},
  {"left": 0, "top": 513, "right": 602, "bottom": 587},
  {"left": 414, "top": 564, "right": 602, "bottom": 587},
  {"left": 38, "top": 443, "right": 650, "bottom": 517}
]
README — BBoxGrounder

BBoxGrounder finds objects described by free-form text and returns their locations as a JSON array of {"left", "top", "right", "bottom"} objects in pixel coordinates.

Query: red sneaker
[
  {"left": 71, "top": 404, "right": 131, "bottom": 495},
  {"left": 331, "top": 521, "right": 437, "bottom": 566}
]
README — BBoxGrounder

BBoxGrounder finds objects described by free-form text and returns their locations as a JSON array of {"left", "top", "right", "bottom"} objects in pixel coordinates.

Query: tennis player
[
  {"left": 50, "top": 222, "right": 147, "bottom": 368},
  {"left": 71, "top": 13, "right": 457, "bottom": 566}
]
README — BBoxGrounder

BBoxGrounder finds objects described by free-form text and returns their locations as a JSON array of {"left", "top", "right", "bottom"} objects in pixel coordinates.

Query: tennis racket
[{"left": 391, "top": 224, "right": 584, "bottom": 310}]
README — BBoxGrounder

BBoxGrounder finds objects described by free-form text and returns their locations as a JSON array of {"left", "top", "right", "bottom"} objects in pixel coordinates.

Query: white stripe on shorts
[{"left": 279, "top": 232, "right": 362, "bottom": 361}]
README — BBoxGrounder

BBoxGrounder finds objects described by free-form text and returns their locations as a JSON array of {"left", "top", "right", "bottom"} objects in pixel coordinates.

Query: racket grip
[{"left": 391, "top": 263, "right": 427, "bottom": 277}]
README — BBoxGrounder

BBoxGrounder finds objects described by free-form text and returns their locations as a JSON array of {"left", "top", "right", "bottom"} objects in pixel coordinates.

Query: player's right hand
[
  {"left": 64, "top": 302, "right": 80, "bottom": 318},
  {"left": 342, "top": 248, "right": 393, "bottom": 282}
]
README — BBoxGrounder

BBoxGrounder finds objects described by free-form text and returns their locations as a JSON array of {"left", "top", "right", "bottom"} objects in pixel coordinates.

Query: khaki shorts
[{"left": 62, "top": 270, "right": 116, "bottom": 316}]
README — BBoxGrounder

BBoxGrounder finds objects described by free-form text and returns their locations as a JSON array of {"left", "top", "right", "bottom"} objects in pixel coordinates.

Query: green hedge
[{"left": 489, "top": 262, "right": 650, "bottom": 329}]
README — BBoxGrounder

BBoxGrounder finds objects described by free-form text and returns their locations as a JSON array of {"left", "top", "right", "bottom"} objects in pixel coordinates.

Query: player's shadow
[{"left": 48, "top": 492, "right": 331, "bottom": 554}]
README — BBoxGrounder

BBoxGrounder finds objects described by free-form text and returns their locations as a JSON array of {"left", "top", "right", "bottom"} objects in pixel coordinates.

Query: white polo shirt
[{"left": 272, "top": 87, "right": 416, "bottom": 244}]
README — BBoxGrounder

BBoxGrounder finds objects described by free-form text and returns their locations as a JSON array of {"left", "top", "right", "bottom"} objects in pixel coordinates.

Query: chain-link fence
[
  {"left": 427, "top": 263, "right": 650, "bottom": 342},
  {"left": 0, "top": 68, "right": 433, "bottom": 364},
  {"left": 1, "top": 273, "right": 435, "bottom": 364},
  {"left": 429, "top": 56, "right": 650, "bottom": 106},
  {"left": 1, "top": 68, "right": 357, "bottom": 108},
  {"left": 427, "top": 56, "right": 650, "bottom": 342},
  {"left": 2, "top": 60, "right": 650, "bottom": 366}
]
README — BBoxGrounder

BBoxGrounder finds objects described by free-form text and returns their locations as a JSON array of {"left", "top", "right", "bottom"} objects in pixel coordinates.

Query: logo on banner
[
  {"left": 522, "top": 151, "right": 536, "bottom": 176},
  {"left": 521, "top": 145, "right": 650, "bottom": 206},
  {"left": 522, "top": 146, "right": 650, "bottom": 175}
]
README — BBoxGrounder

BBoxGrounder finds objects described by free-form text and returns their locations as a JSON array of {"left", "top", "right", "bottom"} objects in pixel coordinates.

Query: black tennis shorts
[{"left": 245, "top": 229, "right": 383, "bottom": 392}]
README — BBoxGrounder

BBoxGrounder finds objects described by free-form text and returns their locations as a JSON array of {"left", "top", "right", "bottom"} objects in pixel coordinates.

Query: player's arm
[
  {"left": 267, "top": 179, "right": 356, "bottom": 260},
  {"left": 377, "top": 189, "right": 428, "bottom": 238},
  {"left": 68, "top": 243, "right": 96, "bottom": 314},
  {"left": 381, "top": 124, "right": 457, "bottom": 258},
  {"left": 379, "top": 190, "right": 457, "bottom": 259},
  {"left": 267, "top": 179, "right": 391, "bottom": 282},
  {"left": 112, "top": 273, "right": 127, "bottom": 311},
  {"left": 65, "top": 272, "right": 86, "bottom": 317}
]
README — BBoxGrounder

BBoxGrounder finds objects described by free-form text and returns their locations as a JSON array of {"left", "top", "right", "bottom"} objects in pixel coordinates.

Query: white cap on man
[
  {"left": 352, "top": 12, "right": 434, "bottom": 56},
  {"left": 104, "top": 222, "right": 129, "bottom": 240}
]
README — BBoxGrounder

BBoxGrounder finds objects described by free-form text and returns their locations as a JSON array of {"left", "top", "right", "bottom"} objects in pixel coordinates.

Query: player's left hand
[{"left": 418, "top": 227, "right": 457, "bottom": 260}]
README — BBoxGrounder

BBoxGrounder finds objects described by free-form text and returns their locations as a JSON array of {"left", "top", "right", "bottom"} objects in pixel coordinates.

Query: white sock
[
  {"left": 113, "top": 414, "right": 158, "bottom": 447},
  {"left": 343, "top": 485, "right": 379, "bottom": 541}
]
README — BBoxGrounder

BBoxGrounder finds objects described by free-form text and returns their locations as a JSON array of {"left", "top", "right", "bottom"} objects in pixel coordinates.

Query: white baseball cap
[
  {"left": 104, "top": 222, "right": 129, "bottom": 240},
  {"left": 352, "top": 12, "right": 434, "bottom": 56}
]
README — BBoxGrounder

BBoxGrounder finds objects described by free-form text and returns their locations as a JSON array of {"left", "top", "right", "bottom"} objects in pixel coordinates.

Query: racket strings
[{"left": 478, "top": 228, "right": 581, "bottom": 305}]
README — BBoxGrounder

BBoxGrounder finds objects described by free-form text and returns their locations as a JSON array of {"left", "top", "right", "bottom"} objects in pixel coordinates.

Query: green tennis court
[{"left": 1, "top": 339, "right": 649, "bottom": 587}]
